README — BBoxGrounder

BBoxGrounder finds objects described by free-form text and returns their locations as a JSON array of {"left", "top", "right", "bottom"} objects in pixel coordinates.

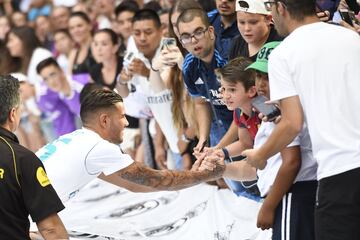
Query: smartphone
[
  {"left": 251, "top": 95, "right": 281, "bottom": 122},
  {"left": 161, "top": 37, "right": 176, "bottom": 50},
  {"left": 339, "top": 9, "right": 355, "bottom": 26},
  {"left": 123, "top": 51, "right": 135, "bottom": 67}
]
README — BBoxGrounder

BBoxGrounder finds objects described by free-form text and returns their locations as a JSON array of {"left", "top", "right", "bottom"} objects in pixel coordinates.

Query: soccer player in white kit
[{"left": 36, "top": 89, "right": 225, "bottom": 202}]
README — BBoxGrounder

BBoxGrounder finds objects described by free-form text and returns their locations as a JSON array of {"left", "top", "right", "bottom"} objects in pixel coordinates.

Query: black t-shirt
[
  {"left": 89, "top": 56, "right": 123, "bottom": 90},
  {"left": 0, "top": 127, "right": 64, "bottom": 239},
  {"left": 228, "top": 25, "right": 283, "bottom": 61}
]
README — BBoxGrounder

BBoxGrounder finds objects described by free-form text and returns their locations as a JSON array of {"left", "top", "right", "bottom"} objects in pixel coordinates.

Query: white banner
[{"left": 59, "top": 179, "right": 272, "bottom": 240}]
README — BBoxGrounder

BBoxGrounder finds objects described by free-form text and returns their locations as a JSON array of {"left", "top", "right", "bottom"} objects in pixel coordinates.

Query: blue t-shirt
[
  {"left": 208, "top": 9, "right": 239, "bottom": 60},
  {"left": 182, "top": 48, "right": 233, "bottom": 131}
]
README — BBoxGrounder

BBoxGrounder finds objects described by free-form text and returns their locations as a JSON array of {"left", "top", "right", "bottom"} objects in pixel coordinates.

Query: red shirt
[{"left": 233, "top": 108, "right": 261, "bottom": 140}]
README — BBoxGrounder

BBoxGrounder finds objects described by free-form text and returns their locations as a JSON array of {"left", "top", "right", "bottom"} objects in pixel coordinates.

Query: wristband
[
  {"left": 222, "top": 148, "right": 230, "bottom": 161},
  {"left": 150, "top": 61, "right": 160, "bottom": 72}
]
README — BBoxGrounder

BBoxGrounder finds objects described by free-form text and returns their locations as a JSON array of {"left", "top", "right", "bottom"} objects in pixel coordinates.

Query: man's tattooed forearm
[{"left": 119, "top": 163, "right": 224, "bottom": 191}]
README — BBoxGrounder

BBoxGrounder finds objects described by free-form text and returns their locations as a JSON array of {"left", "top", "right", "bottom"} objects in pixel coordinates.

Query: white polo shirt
[
  {"left": 36, "top": 128, "right": 134, "bottom": 202},
  {"left": 268, "top": 22, "right": 360, "bottom": 180}
]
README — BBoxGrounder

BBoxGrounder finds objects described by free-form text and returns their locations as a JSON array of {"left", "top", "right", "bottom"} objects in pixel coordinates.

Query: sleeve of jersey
[
  {"left": 268, "top": 49, "right": 298, "bottom": 102},
  {"left": 85, "top": 140, "right": 134, "bottom": 176},
  {"left": 182, "top": 55, "right": 201, "bottom": 97},
  {"left": 21, "top": 152, "right": 65, "bottom": 223}
]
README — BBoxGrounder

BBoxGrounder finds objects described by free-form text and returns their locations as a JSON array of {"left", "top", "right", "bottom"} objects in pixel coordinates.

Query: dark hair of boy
[
  {"left": 279, "top": 0, "right": 317, "bottom": 21},
  {"left": 114, "top": 0, "right": 139, "bottom": 17},
  {"left": 132, "top": 9, "right": 161, "bottom": 29},
  {"left": 36, "top": 57, "right": 60, "bottom": 74},
  {"left": 216, "top": 57, "right": 255, "bottom": 91},
  {"left": 176, "top": 7, "right": 210, "bottom": 30}
]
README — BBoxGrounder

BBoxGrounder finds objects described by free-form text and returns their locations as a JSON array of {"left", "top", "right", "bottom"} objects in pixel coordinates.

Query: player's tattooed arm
[{"left": 116, "top": 161, "right": 225, "bottom": 191}]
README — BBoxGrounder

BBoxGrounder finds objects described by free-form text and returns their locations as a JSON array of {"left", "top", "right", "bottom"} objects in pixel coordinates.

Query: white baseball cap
[{"left": 236, "top": 0, "right": 270, "bottom": 15}]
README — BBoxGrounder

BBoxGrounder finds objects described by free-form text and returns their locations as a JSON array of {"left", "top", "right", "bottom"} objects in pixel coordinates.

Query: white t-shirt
[
  {"left": 36, "top": 128, "right": 134, "bottom": 202},
  {"left": 268, "top": 22, "right": 360, "bottom": 180},
  {"left": 255, "top": 122, "right": 317, "bottom": 197}
]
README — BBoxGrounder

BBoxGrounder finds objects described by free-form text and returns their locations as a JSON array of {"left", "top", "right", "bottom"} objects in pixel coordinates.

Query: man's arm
[
  {"left": 193, "top": 97, "right": 211, "bottom": 152},
  {"left": 102, "top": 161, "right": 224, "bottom": 192},
  {"left": 225, "top": 127, "right": 253, "bottom": 157},
  {"left": 257, "top": 146, "right": 301, "bottom": 230},
  {"left": 36, "top": 213, "right": 68, "bottom": 240},
  {"left": 214, "top": 121, "right": 238, "bottom": 149},
  {"left": 243, "top": 96, "right": 304, "bottom": 169}
]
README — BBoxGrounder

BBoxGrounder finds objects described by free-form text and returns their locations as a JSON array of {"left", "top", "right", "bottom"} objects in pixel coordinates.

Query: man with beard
[{"left": 208, "top": 0, "right": 240, "bottom": 59}]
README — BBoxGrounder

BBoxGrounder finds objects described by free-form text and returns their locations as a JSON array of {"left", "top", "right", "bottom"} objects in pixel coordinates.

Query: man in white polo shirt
[
  {"left": 242, "top": 0, "right": 360, "bottom": 239},
  {"left": 36, "top": 88, "right": 225, "bottom": 202}
]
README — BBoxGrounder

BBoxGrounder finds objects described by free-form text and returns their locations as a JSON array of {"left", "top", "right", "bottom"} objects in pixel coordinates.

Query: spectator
[
  {"left": 242, "top": 0, "right": 360, "bottom": 239},
  {"left": 90, "top": 29, "right": 122, "bottom": 90},
  {"left": 229, "top": 0, "right": 282, "bottom": 61},
  {"left": 67, "top": 11, "right": 96, "bottom": 79},
  {"left": 53, "top": 28, "right": 74, "bottom": 73},
  {"left": 36, "top": 57, "right": 84, "bottom": 116},
  {"left": 50, "top": 5, "right": 70, "bottom": 31},
  {"left": 0, "top": 74, "right": 68, "bottom": 240},
  {"left": 34, "top": 15, "right": 53, "bottom": 50},
  {"left": 0, "top": 14, "right": 11, "bottom": 41},
  {"left": 114, "top": 0, "right": 139, "bottom": 51},
  {"left": 10, "top": 11, "right": 27, "bottom": 27},
  {"left": 158, "top": 9, "right": 170, "bottom": 37},
  {"left": 208, "top": 0, "right": 240, "bottom": 59},
  {"left": 6, "top": 26, "right": 53, "bottom": 147},
  {"left": 177, "top": 8, "right": 233, "bottom": 150},
  {"left": 92, "top": 0, "right": 115, "bottom": 29}
]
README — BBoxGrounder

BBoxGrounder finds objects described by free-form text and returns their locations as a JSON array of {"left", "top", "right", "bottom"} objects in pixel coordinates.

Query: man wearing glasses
[
  {"left": 177, "top": 8, "right": 259, "bottom": 201},
  {"left": 242, "top": 0, "right": 360, "bottom": 239}
]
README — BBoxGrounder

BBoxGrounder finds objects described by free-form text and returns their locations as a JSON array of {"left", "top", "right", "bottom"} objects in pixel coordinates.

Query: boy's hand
[
  {"left": 257, "top": 204, "right": 275, "bottom": 230},
  {"left": 242, "top": 148, "right": 267, "bottom": 170}
]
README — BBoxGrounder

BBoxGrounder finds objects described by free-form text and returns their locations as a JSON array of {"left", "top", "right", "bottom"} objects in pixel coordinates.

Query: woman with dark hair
[
  {"left": 90, "top": 28, "right": 122, "bottom": 89},
  {"left": 90, "top": 28, "right": 140, "bottom": 159},
  {"left": 67, "top": 11, "right": 96, "bottom": 76},
  {"left": 6, "top": 26, "right": 52, "bottom": 86},
  {"left": 5, "top": 26, "right": 52, "bottom": 150}
]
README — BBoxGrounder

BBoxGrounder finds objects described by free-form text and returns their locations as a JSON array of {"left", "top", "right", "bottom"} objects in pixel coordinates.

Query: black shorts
[
  {"left": 272, "top": 180, "right": 317, "bottom": 240},
  {"left": 315, "top": 167, "right": 360, "bottom": 240}
]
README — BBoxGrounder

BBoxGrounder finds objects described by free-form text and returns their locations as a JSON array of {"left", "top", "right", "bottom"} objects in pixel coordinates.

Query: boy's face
[
  {"left": 220, "top": 78, "right": 255, "bottom": 111},
  {"left": 255, "top": 72, "right": 270, "bottom": 99},
  {"left": 39, "top": 65, "right": 66, "bottom": 92}
]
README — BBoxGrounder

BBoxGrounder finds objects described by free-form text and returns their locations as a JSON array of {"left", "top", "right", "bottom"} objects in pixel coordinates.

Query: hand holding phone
[
  {"left": 251, "top": 95, "right": 281, "bottom": 122},
  {"left": 339, "top": 9, "right": 356, "bottom": 26}
]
